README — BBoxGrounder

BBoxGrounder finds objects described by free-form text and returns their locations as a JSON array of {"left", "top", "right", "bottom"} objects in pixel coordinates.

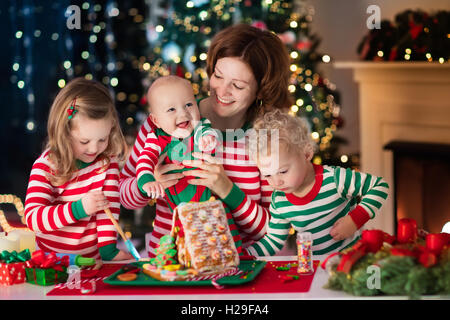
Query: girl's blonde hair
[
  {"left": 46, "top": 77, "right": 127, "bottom": 186},
  {"left": 249, "top": 109, "right": 317, "bottom": 160}
]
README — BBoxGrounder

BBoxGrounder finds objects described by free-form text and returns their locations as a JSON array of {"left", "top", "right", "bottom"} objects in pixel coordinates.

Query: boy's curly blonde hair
[{"left": 248, "top": 109, "right": 317, "bottom": 160}]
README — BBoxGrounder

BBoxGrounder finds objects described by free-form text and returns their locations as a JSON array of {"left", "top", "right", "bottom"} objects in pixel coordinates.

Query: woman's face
[{"left": 209, "top": 57, "right": 258, "bottom": 120}]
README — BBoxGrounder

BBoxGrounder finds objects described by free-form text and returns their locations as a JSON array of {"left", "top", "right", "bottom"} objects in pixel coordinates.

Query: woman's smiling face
[{"left": 209, "top": 57, "right": 259, "bottom": 120}]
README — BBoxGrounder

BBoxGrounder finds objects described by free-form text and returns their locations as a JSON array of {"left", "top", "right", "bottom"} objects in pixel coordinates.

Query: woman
[{"left": 120, "top": 24, "right": 293, "bottom": 257}]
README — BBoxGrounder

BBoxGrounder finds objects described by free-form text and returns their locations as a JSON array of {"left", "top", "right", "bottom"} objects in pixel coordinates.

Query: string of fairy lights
[{"left": 8, "top": 1, "right": 121, "bottom": 132}]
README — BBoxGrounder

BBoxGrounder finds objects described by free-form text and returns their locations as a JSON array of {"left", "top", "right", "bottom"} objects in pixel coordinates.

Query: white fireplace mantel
[{"left": 334, "top": 62, "right": 450, "bottom": 234}]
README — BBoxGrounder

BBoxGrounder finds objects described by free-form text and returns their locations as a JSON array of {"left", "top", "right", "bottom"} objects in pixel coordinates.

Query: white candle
[
  {"left": 443, "top": 222, "right": 450, "bottom": 234},
  {"left": 9, "top": 229, "right": 36, "bottom": 253},
  {"left": 0, "top": 232, "right": 20, "bottom": 253}
]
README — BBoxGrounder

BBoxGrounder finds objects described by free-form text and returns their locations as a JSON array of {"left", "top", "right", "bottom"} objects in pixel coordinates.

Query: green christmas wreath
[{"left": 323, "top": 220, "right": 450, "bottom": 299}]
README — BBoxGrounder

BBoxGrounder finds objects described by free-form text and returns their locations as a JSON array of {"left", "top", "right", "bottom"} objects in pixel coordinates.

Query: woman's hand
[
  {"left": 182, "top": 152, "right": 233, "bottom": 199},
  {"left": 154, "top": 153, "right": 185, "bottom": 189}
]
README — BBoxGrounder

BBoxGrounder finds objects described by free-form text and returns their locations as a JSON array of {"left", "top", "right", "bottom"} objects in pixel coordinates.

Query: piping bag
[
  {"left": 55, "top": 253, "right": 96, "bottom": 267},
  {"left": 104, "top": 208, "right": 141, "bottom": 261}
]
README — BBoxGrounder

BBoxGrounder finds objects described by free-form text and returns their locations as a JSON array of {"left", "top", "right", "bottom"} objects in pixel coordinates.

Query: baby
[
  {"left": 244, "top": 109, "right": 389, "bottom": 256},
  {"left": 136, "top": 75, "right": 218, "bottom": 208}
]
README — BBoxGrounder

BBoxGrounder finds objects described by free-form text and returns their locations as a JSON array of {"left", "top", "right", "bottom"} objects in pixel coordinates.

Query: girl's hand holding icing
[
  {"left": 81, "top": 190, "right": 110, "bottom": 216},
  {"left": 112, "top": 250, "right": 134, "bottom": 261}
]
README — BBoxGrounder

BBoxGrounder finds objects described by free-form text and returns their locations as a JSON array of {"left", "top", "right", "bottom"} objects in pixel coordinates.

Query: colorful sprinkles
[{"left": 297, "top": 233, "right": 314, "bottom": 274}]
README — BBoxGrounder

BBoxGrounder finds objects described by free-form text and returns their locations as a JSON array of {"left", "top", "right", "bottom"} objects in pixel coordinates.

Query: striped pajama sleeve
[
  {"left": 136, "top": 131, "right": 163, "bottom": 195},
  {"left": 334, "top": 167, "right": 390, "bottom": 229},
  {"left": 25, "top": 161, "right": 80, "bottom": 233},
  {"left": 222, "top": 184, "right": 270, "bottom": 242},
  {"left": 119, "top": 117, "right": 154, "bottom": 209},
  {"left": 245, "top": 200, "right": 290, "bottom": 256}
]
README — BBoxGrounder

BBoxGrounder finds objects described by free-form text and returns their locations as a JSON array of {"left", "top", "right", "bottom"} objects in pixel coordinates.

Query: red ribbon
[
  {"left": 397, "top": 218, "right": 417, "bottom": 244},
  {"left": 333, "top": 229, "right": 396, "bottom": 273},
  {"left": 389, "top": 243, "right": 441, "bottom": 268},
  {"left": 25, "top": 250, "right": 69, "bottom": 272},
  {"left": 336, "top": 241, "right": 367, "bottom": 274},
  {"left": 320, "top": 252, "right": 340, "bottom": 270}
]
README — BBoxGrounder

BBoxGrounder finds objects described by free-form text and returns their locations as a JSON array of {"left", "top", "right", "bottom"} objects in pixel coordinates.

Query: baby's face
[{"left": 149, "top": 82, "right": 200, "bottom": 139}]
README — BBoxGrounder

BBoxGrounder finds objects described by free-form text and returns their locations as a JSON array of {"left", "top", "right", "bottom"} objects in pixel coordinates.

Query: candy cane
[{"left": 187, "top": 267, "right": 243, "bottom": 289}]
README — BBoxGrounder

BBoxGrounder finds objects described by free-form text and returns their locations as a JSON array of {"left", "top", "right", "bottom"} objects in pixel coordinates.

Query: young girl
[
  {"left": 24, "top": 77, "right": 133, "bottom": 262},
  {"left": 245, "top": 110, "right": 390, "bottom": 256}
]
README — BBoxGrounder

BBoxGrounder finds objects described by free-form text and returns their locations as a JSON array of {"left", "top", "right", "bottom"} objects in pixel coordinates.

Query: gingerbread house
[{"left": 171, "top": 198, "right": 239, "bottom": 273}]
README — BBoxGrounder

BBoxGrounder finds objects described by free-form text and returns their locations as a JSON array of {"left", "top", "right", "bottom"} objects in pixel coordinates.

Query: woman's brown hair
[
  {"left": 46, "top": 77, "right": 127, "bottom": 185},
  {"left": 206, "top": 24, "right": 293, "bottom": 122}
]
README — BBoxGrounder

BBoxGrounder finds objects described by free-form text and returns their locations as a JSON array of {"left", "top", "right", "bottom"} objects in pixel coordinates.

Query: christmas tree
[{"left": 143, "top": 0, "right": 351, "bottom": 166}]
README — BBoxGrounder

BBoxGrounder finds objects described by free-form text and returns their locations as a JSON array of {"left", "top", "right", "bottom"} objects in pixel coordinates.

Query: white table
[{"left": 0, "top": 255, "right": 445, "bottom": 300}]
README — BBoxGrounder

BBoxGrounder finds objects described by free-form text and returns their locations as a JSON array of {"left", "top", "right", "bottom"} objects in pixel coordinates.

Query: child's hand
[
  {"left": 92, "top": 259, "right": 103, "bottom": 270},
  {"left": 198, "top": 135, "right": 217, "bottom": 152},
  {"left": 81, "top": 190, "right": 110, "bottom": 216},
  {"left": 330, "top": 215, "right": 358, "bottom": 241},
  {"left": 142, "top": 181, "right": 165, "bottom": 199},
  {"left": 112, "top": 250, "right": 134, "bottom": 261}
]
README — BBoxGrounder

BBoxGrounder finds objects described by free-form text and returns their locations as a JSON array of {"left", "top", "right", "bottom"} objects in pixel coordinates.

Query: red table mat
[{"left": 47, "top": 260, "right": 319, "bottom": 296}]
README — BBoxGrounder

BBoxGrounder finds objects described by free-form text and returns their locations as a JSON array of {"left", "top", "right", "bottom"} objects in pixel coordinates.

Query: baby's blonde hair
[
  {"left": 46, "top": 77, "right": 127, "bottom": 186},
  {"left": 249, "top": 109, "right": 317, "bottom": 160}
]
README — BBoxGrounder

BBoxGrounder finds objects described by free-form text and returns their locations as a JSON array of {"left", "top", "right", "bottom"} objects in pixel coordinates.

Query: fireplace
[
  {"left": 335, "top": 62, "right": 450, "bottom": 234},
  {"left": 384, "top": 141, "right": 450, "bottom": 234}
]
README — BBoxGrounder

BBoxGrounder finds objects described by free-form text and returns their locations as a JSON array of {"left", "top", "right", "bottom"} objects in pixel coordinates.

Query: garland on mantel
[{"left": 358, "top": 9, "right": 449, "bottom": 63}]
